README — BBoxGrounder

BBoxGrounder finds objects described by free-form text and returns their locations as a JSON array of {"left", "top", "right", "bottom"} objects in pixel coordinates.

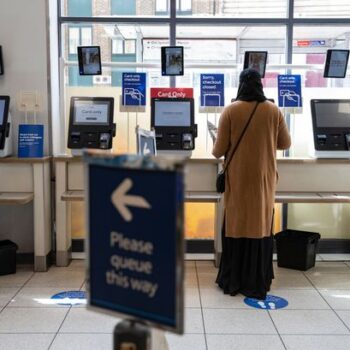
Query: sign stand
[
  {"left": 206, "top": 113, "right": 209, "bottom": 151},
  {"left": 114, "top": 320, "right": 151, "bottom": 350},
  {"left": 127, "top": 112, "right": 130, "bottom": 152}
]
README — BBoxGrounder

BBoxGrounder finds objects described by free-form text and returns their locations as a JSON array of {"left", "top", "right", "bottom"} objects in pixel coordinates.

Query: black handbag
[{"left": 216, "top": 102, "right": 259, "bottom": 193}]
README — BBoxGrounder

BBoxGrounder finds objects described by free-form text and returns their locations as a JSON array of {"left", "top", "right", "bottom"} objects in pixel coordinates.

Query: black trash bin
[
  {"left": 274, "top": 229, "right": 321, "bottom": 271},
  {"left": 0, "top": 240, "right": 18, "bottom": 276}
]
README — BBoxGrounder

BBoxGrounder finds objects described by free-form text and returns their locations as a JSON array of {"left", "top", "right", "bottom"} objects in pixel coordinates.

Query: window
[
  {"left": 294, "top": 0, "right": 350, "bottom": 18},
  {"left": 112, "top": 39, "right": 136, "bottom": 55},
  {"left": 68, "top": 27, "right": 92, "bottom": 55},
  {"left": 177, "top": 0, "right": 192, "bottom": 13},
  {"left": 112, "top": 39, "right": 123, "bottom": 54},
  {"left": 156, "top": 0, "right": 169, "bottom": 14},
  {"left": 111, "top": 0, "right": 136, "bottom": 16},
  {"left": 66, "top": 0, "right": 92, "bottom": 17},
  {"left": 156, "top": 0, "right": 192, "bottom": 15},
  {"left": 125, "top": 40, "right": 136, "bottom": 54}
]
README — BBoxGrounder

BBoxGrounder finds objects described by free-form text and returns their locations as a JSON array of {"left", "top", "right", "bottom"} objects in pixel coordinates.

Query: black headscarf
[{"left": 235, "top": 68, "right": 267, "bottom": 102}]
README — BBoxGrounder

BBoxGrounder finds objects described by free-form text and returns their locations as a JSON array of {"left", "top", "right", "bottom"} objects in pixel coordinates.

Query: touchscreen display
[
  {"left": 0, "top": 99, "right": 5, "bottom": 125},
  {"left": 154, "top": 100, "right": 191, "bottom": 127},
  {"left": 324, "top": 50, "right": 350, "bottom": 78},
  {"left": 78, "top": 46, "right": 102, "bottom": 75},
  {"left": 161, "top": 46, "right": 184, "bottom": 76},
  {"left": 73, "top": 101, "right": 110, "bottom": 125},
  {"left": 315, "top": 101, "right": 350, "bottom": 128},
  {"left": 243, "top": 51, "right": 268, "bottom": 78}
]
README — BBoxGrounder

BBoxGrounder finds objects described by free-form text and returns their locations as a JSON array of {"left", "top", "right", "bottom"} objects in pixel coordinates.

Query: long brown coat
[{"left": 212, "top": 100, "right": 291, "bottom": 239}]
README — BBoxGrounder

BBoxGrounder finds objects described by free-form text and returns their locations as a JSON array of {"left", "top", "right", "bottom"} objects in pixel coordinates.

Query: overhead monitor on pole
[
  {"left": 78, "top": 46, "right": 102, "bottom": 76},
  {"left": 243, "top": 51, "right": 268, "bottom": 78},
  {"left": 323, "top": 49, "right": 350, "bottom": 78}
]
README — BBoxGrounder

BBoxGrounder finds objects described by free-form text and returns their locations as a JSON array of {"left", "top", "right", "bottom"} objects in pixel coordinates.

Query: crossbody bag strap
[{"left": 223, "top": 101, "right": 259, "bottom": 172}]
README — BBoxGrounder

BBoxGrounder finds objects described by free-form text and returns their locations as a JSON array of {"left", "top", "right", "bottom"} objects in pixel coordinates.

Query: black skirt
[{"left": 216, "top": 220, "right": 274, "bottom": 300}]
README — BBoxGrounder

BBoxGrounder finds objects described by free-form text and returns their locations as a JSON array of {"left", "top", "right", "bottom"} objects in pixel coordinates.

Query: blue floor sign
[
  {"left": 244, "top": 295, "right": 288, "bottom": 310},
  {"left": 51, "top": 291, "right": 87, "bottom": 306}
]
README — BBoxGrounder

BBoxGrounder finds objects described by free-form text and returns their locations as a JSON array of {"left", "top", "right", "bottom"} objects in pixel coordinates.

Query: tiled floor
[{"left": 1, "top": 259, "right": 350, "bottom": 349}]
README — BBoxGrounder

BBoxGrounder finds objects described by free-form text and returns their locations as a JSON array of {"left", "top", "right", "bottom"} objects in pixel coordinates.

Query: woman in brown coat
[{"left": 213, "top": 68, "right": 291, "bottom": 300}]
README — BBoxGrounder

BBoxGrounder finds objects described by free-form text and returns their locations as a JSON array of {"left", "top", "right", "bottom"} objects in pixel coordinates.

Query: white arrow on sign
[
  {"left": 143, "top": 141, "right": 151, "bottom": 155},
  {"left": 111, "top": 178, "right": 151, "bottom": 222}
]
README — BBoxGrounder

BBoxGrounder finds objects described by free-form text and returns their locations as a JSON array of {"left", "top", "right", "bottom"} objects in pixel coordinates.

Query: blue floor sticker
[
  {"left": 244, "top": 295, "right": 288, "bottom": 310},
  {"left": 51, "top": 291, "right": 87, "bottom": 306}
]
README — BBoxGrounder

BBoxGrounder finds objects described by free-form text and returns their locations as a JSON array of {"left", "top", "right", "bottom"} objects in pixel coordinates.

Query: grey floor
[{"left": 1, "top": 257, "right": 350, "bottom": 349}]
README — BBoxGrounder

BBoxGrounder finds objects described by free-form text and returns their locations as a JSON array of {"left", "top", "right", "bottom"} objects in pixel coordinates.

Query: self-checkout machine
[
  {"left": 0, "top": 96, "right": 12, "bottom": 157},
  {"left": 310, "top": 49, "right": 350, "bottom": 158},
  {"left": 67, "top": 97, "right": 116, "bottom": 155},
  {"left": 150, "top": 88, "right": 197, "bottom": 156},
  {"left": 120, "top": 72, "right": 147, "bottom": 152},
  {"left": 67, "top": 46, "right": 116, "bottom": 155},
  {"left": 311, "top": 99, "right": 350, "bottom": 158}
]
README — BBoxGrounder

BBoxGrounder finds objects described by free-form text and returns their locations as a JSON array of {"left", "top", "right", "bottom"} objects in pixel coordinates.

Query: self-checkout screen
[
  {"left": 154, "top": 100, "right": 191, "bottom": 127},
  {"left": 73, "top": 101, "right": 110, "bottom": 125},
  {"left": 315, "top": 101, "right": 350, "bottom": 128}
]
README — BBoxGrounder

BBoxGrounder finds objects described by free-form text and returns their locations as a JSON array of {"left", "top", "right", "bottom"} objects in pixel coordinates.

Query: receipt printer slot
[
  {"left": 316, "top": 134, "right": 327, "bottom": 146},
  {"left": 167, "top": 133, "right": 180, "bottom": 142},
  {"left": 71, "top": 132, "right": 81, "bottom": 145}
]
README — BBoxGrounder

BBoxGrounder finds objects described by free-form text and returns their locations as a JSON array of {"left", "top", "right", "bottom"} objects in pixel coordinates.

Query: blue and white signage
[
  {"left": 122, "top": 73, "right": 146, "bottom": 106},
  {"left": 18, "top": 124, "right": 44, "bottom": 158},
  {"left": 86, "top": 155, "right": 184, "bottom": 333},
  {"left": 278, "top": 75, "right": 302, "bottom": 108},
  {"left": 51, "top": 291, "right": 87, "bottom": 306},
  {"left": 244, "top": 295, "right": 288, "bottom": 310},
  {"left": 200, "top": 74, "right": 225, "bottom": 107}
]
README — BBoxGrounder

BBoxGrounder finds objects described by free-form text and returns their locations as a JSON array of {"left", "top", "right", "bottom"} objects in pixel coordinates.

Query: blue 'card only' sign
[
  {"left": 122, "top": 72, "right": 146, "bottom": 106},
  {"left": 278, "top": 74, "right": 302, "bottom": 108},
  {"left": 200, "top": 74, "right": 225, "bottom": 107},
  {"left": 18, "top": 124, "right": 44, "bottom": 158},
  {"left": 87, "top": 157, "right": 184, "bottom": 333}
]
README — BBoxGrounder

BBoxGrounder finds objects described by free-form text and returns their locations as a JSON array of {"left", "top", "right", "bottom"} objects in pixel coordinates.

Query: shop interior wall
[{"left": 0, "top": 0, "right": 50, "bottom": 253}]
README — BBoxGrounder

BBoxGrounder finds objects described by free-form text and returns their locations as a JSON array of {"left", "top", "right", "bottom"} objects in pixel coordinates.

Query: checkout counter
[
  {"left": 53, "top": 97, "right": 350, "bottom": 266},
  {"left": 0, "top": 95, "right": 12, "bottom": 157},
  {"left": 54, "top": 155, "right": 350, "bottom": 266}
]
